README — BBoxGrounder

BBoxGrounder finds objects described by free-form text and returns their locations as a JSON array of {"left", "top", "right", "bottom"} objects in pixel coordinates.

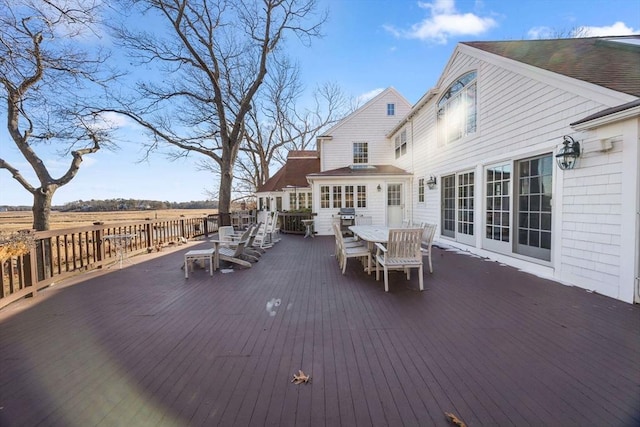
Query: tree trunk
[
  {"left": 32, "top": 187, "right": 54, "bottom": 281},
  {"left": 218, "top": 161, "right": 233, "bottom": 226},
  {"left": 32, "top": 187, "right": 54, "bottom": 231}
]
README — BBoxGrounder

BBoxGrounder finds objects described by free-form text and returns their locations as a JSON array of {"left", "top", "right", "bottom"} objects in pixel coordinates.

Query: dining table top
[{"left": 348, "top": 225, "right": 390, "bottom": 243}]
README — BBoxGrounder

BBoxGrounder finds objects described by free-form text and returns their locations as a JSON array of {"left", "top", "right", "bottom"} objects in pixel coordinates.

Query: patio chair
[
  {"left": 218, "top": 226, "right": 236, "bottom": 247},
  {"left": 265, "top": 211, "right": 281, "bottom": 244},
  {"left": 243, "top": 222, "right": 264, "bottom": 258},
  {"left": 332, "top": 218, "right": 359, "bottom": 258},
  {"left": 355, "top": 216, "right": 373, "bottom": 225},
  {"left": 215, "top": 226, "right": 254, "bottom": 269},
  {"left": 333, "top": 222, "right": 371, "bottom": 275},
  {"left": 252, "top": 222, "right": 273, "bottom": 250},
  {"left": 420, "top": 223, "right": 437, "bottom": 273},
  {"left": 375, "top": 228, "right": 424, "bottom": 292}
]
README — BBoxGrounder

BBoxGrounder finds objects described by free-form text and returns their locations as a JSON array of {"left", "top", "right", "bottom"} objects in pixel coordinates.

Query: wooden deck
[{"left": 0, "top": 234, "right": 638, "bottom": 426}]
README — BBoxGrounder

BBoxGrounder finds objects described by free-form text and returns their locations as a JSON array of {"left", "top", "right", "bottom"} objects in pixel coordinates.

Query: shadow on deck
[{"left": 0, "top": 234, "right": 638, "bottom": 426}]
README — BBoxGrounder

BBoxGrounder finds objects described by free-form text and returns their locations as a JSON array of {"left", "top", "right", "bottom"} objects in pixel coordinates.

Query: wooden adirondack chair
[
  {"left": 375, "top": 228, "right": 424, "bottom": 292},
  {"left": 215, "top": 226, "right": 254, "bottom": 269}
]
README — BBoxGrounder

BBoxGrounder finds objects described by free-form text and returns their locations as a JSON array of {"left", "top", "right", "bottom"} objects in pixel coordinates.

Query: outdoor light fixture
[
  {"left": 555, "top": 135, "right": 581, "bottom": 170},
  {"left": 426, "top": 175, "right": 437, "bottom": 189},
  {"left": 377, "top": 184, "right": 382, "bottom": 192}
]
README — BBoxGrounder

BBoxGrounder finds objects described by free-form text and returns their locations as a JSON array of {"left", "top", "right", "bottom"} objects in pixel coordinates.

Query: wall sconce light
[
  {"left": 556, "top": 135, "right": 581, "bottom": 170},
  {"left": 377, "top": 184, "right": 382, "bottom": 192},
  {"left": 426, "top": 175, "right": 437, "bottom": 189}
]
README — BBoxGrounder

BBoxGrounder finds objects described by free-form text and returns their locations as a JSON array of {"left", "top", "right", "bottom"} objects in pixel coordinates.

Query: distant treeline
[{"left": 1, "top": 199, "right": 219, "bottom": 212}]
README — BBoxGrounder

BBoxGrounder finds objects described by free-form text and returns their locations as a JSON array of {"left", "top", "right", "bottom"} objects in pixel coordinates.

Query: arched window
[{"left": 437, "top": 71, "right": 477, "bottom": 144}]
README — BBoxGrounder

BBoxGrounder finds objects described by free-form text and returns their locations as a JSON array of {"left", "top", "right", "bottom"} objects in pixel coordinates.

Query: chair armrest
[{"left": 374, "top": 242, "right": 387, "bottom": 253}]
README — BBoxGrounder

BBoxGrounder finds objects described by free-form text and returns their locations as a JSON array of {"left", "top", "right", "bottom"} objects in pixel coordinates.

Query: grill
[{"left": 338, "top": 207, "right": 356, "bottom": 235}]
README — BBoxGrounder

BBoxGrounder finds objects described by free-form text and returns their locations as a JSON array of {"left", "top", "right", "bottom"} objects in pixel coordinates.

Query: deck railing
[
  {"left": 0, "top": 214, "right": 219, "bottom": 310},
  {"left": 278, "top": 212, "right": 315, "bottom": 234}
]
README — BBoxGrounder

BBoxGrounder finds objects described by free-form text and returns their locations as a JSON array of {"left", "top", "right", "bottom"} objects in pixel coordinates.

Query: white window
[
  {"left": 345, "top": 186, "right": 354, "bottom": 208},
  {"left": 387, "top": 103, "right": 395, "bottom": 116},
  {"left": 353, "top": 142, "right": 368, "bottom": 164},
  {"left": 357, "top": 186, "right": 367, "bottom": 208},
  {"left": 418, "top": 178, "right": 425, "bottom": 203},
  {"left": 332, "top": 186, "right": 342, "bottom": 208},
  {"left": 437, "top": 71, "right": 477, "bottom": 144},
  {"left": 395, "top": 129, "right": 407, "bottom": 159},
  {"left": 320, "top": 186, "right": 330, "bottom": 208}
]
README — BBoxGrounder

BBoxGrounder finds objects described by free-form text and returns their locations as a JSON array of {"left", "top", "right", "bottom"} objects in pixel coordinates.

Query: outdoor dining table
[
  {"left": 348, "top": 225, "right": 390, "bottom": 273},
  {"left": 349, "top": 225, "right": 390, "bottom": 246}
]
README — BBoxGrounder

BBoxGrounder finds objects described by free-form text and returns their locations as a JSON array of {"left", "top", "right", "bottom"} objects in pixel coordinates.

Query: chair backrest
[
  {"left": 248, "top": 222, "right": 261, "bottom": 240},
  {"left": 230, "top": 226, "right": 252, "bottom": 256},
  {"left": 355, "top": 216, "right": 372, "bottom": 226},
  {"left": 386, "top": 228, "right": 423, "bottom": 261},
  {"left": 218, "top": 226, "right": 235, "bottom": 243},
  {"left": 265, "top": 211, "right": 276, "bottom": 232},
  {"left": 421, "top": 223, "right": 437, "bottom": 247},
  {"left": 332, "top": 222, "right": 345, "bottom": 249},
  {"left": 253, "top": 222, "right": 270, "bottom": 247}
]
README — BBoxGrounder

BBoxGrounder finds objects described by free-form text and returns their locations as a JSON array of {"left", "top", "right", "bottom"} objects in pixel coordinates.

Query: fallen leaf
[
  {"left": 291, "top": 370, "right": 310, "bottom": 384},
  {"left": 445, "top": 412, "right": 466, "bottom": 427}
]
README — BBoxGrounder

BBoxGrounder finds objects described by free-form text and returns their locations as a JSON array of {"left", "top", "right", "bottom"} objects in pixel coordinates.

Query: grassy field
[{"left": 0, "top": 209, "right": 217, "bottom": 232}]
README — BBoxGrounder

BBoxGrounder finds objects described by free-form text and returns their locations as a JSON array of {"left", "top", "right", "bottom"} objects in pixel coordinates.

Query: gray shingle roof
[{"left": 463, "top": 36, "right": 640, "bottom": 97}]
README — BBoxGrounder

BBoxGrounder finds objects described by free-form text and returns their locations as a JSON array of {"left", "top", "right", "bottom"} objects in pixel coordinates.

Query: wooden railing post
[
  {"left": 95, "top": 227, "right": 104, "bottom": 266},
  {"left": 24, "top": 245, "right": 38, "bottom": 298}
]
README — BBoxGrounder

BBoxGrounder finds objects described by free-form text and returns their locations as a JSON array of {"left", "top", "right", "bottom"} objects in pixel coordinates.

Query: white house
[
  {"left": 307, "top": 87, "right": 414, "bottom": 234},
  {"left": 302, "top": 36, "right": 639, "bottom": 304}
]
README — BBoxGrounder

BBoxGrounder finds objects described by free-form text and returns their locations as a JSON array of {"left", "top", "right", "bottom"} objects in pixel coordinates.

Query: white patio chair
[
  {"left": 420, "top": 223, "right": 437, "bottom": 273},
  {"left": 333, "top": 222, "right": 371, "bottom": 275},
  {"left": 355, "top": 216, "right": 373, "bottom": 225},
  {"left": 215, "top": 227, "right": 254, "bottom": 269},
  {"left": 244, "top": 222, "right": 264, "bottom": 257},
  {"left": 332, "top": 217, "right": 359, "bottom": 258},
  {"left": 252, "top": 222, "right": 273, "bottom": 250},
  {"left": 217, "top": 226, "right": 236, "bottom": 247},
  {"left": 265, "top": 211, "right": 281, "bottom": 244},
  {"left": 375, "top": 228, "right": 424, "bottom": 292}
]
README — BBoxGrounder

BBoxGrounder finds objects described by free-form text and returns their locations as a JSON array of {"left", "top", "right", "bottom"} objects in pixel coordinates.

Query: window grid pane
[
  {"left": 517, "top": 155, "right": 553, "bottom": 252},
  {"left": 357, "top": 185, "right": 367, "bottom": 208},
  {"left": 457, "top": 172, "right": 474, "bottom": 236},
  {"left": 320, "top": 186, "right": 329, "bottom": 209},
  {"left": 485, "top": 164, "right": 511, "bottom": 242},
  {"left": 418, "top": 178, "right": 425, "bottom": 203},
  {"left": 345, "top": 186, "right": 354, "bottom": 208},
  {"left": 332, "top": 186, "right": 342, "bottom": 208},
  {"left": 437, "top": 71, "right": 477, "bottom": 144},
  {"left": 353, "top": 142, "right": 368, "bottom": 164},
  {"left": 441, "top": 175, "right": 456, "bottom": 237}
]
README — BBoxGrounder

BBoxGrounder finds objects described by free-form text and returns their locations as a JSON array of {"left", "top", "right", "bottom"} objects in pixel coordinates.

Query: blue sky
[{"left": 1, "top": 0, "right": 638, "bottom": 206}]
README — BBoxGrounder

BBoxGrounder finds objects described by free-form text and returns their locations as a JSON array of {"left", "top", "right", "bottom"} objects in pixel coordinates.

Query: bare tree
[
  {"left": 108, "top": 0, "right": 326, "bottom": 224},
  {"left": 0, "top": 0, "right": 115, "bottom": 230},
  {"left": 238, "top": 78, "right": 349, "bottom": 197}
]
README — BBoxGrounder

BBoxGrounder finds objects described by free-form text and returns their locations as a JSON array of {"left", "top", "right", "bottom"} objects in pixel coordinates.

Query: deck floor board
[{"left": 0, "top": 234, "right": 639, "bottom": 426}]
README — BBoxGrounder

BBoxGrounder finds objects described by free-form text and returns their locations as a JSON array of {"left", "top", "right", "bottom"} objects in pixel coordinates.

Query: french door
[{"left": 441, "top": 172, "right": 475, "bottom": 244}]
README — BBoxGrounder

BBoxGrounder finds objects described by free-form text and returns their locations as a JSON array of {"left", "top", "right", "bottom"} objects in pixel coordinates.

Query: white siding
[
  {"left": 321, "top": 88, "right": 411, "bottom": 172},
  {"left": 393, "top": 46, "right": 638, "bottom": 303}
]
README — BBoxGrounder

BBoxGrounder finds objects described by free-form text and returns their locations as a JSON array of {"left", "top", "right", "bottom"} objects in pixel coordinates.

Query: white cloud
[
  {"left": 527, "top": 26, "right": 554, "bottom": 39},
  {"left": 385, "top": 0, "right": 497, "bottom": 44},
  {"left": 528, "top": 21, "right": 639, "bottom": 39},
  {"left": 578, "top": 21, "right": 639, "bottom": 37},
  {"left": 357, "top": 88, "right": 384, "bottom": 105}
]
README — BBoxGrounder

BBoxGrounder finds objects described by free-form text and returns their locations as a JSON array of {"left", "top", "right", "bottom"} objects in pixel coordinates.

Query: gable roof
[
  {"left": 256, "top": 151, "right": 320, "bottom": 192},
  {"left": 318, "top": 87, "right": 411, "bottom": 138},
  {"left": 462, "top": 36, "right": 640, "bottom": 97}
]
